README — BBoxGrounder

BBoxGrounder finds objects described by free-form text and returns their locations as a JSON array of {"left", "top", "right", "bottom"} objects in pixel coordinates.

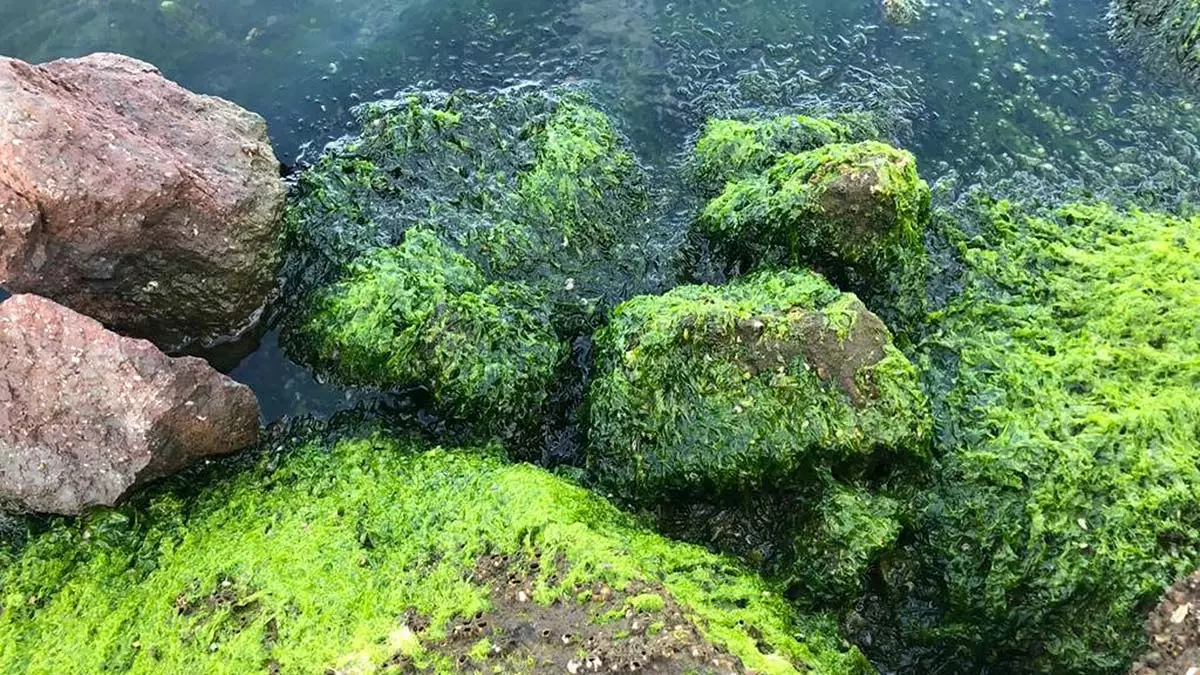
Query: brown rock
[
  {"left": 1132, "top": 568, "right": 1200, "bottom": 674},
  {"left": 0, "top": 294, "right": 260, "bottom": 515},
  {"left": 0, "top": 52, "right": 284, "bottom": 354}
]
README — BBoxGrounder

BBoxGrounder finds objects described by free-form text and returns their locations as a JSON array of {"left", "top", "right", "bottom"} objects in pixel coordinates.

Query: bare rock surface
[
  {"left": 0, "top": 52, "right": 284, "bottom": 354},
  {"left": 1133, "top": 568, "right": 1200, "bottom": 674},
  {"left": 0, "top": 294, "right": 260, "bottom": 515}
]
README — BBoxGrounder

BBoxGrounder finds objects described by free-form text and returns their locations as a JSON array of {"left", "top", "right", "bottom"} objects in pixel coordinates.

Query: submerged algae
[
  {"left": 873, "top": 199, "right": 1200, "bottom": 673},
  {"left": 1110, "top": 0, "right": 1200, "bottom": 85},
  {"left": 0, "top": 430, "right": 869, "bottom": 674}
]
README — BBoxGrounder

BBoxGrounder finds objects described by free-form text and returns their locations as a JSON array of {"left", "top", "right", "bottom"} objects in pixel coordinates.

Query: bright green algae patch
[
  {"left": 694, "top": 132, "right": 930, "bottom": 326},
  {"left": 587, "top": 270, "right": 930, "bottom": 607},
  {"left": 299, "top": 229, "right": 564, "bottom": 425},
  {"left": 687, "top": 114, "right": 882, "bottom": 199},
  {"left": 879, "top": 200, "right": 1200, "bottom": 672},
  {"left": 281, "top": 87, "right": 655, "bottom": 425},
  {"left": 0, "top": 433, "right": 871, "bottom": 674}
]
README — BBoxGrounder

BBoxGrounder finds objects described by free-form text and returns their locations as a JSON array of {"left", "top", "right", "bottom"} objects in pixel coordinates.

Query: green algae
[
  {"left": 299, "top": 229, "right": 565, "bottom": 428},
  {"left": 695, "top": 138, "right": 930, "bottom": 326},
  {"left": 281, "top": 88, "right": 658, "bottom": 429},
  {"left": 0, "top": 431, "right": 870, "bottom": 674},
  {"left": 1110, "top": 0, "right": 1200, "bottom": 84},
  {"left": 586, "top": 270, "right": 930, "bottom": 609},
  {"left": 687, "top": 114, "right": 882, "bottom": 199},
  {"left": 587, "top": 269, "right": 930, "bottom": 497},
  {"left": 874, "top": 198, "right": 1200, "bottom": 673}
]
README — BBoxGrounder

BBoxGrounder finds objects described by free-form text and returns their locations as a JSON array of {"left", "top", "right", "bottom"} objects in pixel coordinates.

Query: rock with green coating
[
  {"left": 0, "top": 429, "right": 873, "bottom": 674},
  {"left": 587, "top": 270, "right": 929, "bottom": 607},
  {"left": 873, "top": 199, "right": 1200, "bottom": 673},
  {"left": 282, "top": 87, "right": 657, "bottom": 429},
  {"left": 696, "top": 139, "right": 930, "bottom": 323},
  {"left": 297, "top": 229, "right": 565, "bottom": 426},
  {"left": 688, "top": 114, "right": 882, "bottom": 198},
  {"left": 588, "top": 269, "right": 929, "bottom": 498}
]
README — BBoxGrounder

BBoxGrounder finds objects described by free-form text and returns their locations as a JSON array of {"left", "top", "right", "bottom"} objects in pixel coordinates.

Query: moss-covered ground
[{"left": 0, "top": 428, "right": 870, "bottom": 674}]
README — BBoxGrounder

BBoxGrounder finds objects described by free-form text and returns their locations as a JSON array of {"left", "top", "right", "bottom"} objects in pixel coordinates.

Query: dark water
[{"left": 3, "top": 0, "right": 1199, "bottom": 420}]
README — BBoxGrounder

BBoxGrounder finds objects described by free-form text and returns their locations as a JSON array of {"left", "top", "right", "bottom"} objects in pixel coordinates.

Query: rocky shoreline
[{"left": 1, "top": 48, "right": 1199, "bottom": 675}]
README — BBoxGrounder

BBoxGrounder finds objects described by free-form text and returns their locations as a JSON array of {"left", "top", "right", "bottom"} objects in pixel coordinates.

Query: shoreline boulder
[
  {"left": 0, "top": 52, "right": 285, "bottom": 354},
  {"left": 0, "top": 294, "right": 260, "bottom": 515}
]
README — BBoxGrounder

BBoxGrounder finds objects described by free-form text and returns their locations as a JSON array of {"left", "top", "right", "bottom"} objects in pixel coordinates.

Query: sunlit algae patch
[{"left": 0, "top": 429, "right": 871, "bottom": 674}]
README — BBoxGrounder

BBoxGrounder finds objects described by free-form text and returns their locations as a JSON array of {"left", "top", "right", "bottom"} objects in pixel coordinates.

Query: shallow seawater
[{"left": 2, "top": 0, "right": 1199, "bottom": 421}]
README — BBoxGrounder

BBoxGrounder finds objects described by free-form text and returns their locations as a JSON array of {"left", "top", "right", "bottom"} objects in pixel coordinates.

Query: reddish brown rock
[
  {"left": 0, "top": 52, "right": 284, "bottom": 354},
  {"left": 0, "top": 294, "right": 260, "bottom": 515}
]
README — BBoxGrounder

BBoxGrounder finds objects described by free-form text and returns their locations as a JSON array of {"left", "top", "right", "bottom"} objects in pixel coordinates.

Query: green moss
[
  {"left": 588, "top": 269, "right": 929, "bottom": 497},
  {"left": 688, "top": 114, "right": 881, "bottom": 198},
  {"left": 0, "top": 432, "right": 870, "bottom": 674},
  {"left": 696, "top": 140, "right": 930, "bottom": 325},
  {"left": 298, "top": 228, "right": 565, "bottom": 428},
  {"left": 882, "top": 199, "right": 1200, "bottom": 672},
  {"left": 626, "top": 593, "right": 666, "bottom": 614}
]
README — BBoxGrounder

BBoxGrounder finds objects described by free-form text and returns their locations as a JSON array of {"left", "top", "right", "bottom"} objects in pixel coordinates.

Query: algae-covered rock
[
  {"left": 281, "top": 87, "right": 654, "bottom": 429},
  {"left": 0, "top": 429, "right": 872, "bottom": 674},
  {"left": 297, "top": 229, "right": 565, "bottom": 425},
  {"left": 1110, "top": 0, "right": 1200, "bottom": 85},
  {"left": 874, "top": 200, "right": 1200, "bottom": 673},
  {"left": 586, "top": 270, "right": 929, "bottom": 605},
  {"left": 588, "top": 269, "right": 930, "bottom": 498},
  {"left": 695, "top": 136, "right": 930, "bottom": 323},
  {"left": 687, "top": 114, "right": 882, "bottom": 199}
]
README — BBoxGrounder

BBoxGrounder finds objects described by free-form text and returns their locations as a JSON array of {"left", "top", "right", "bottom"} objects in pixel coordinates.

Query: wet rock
[
  {"left": 1133, "top": 569, "right": 1200, "bottom": 674},
  {"left": 0, "top": 52, "right": 285, "bottom": 354},
  {"left": 0, "top": 294, "right": 260, "bottom": 515}
]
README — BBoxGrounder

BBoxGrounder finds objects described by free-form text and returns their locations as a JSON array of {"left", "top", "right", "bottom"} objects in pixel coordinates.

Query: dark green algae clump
[
  {"left": 280, "top": 87, "right": 655, "bottom": 433},
  {"left": 0, "top": 431, "right": 870, "bottom": 674},
  {"left": 868, "top": 199, "right": 1200, "bottom": 673}
]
